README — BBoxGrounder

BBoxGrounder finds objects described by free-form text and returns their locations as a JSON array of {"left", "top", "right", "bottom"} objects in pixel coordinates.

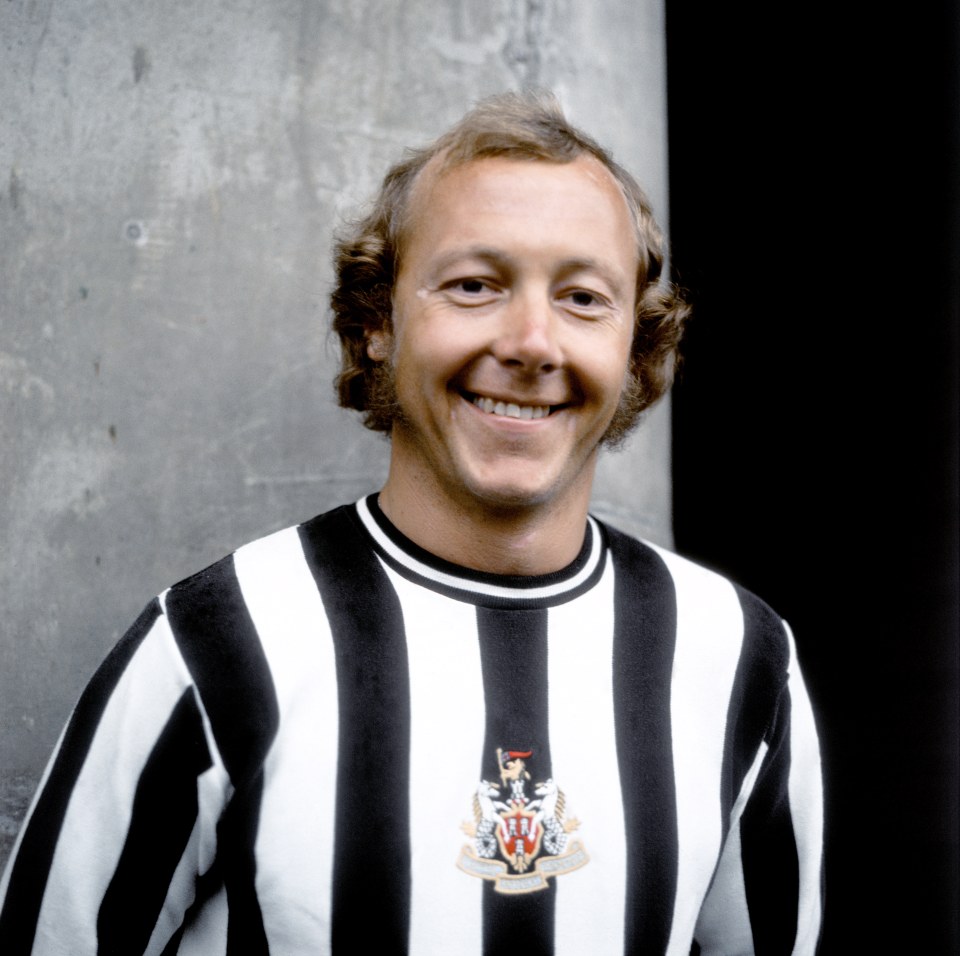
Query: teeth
[{"left": 472, "top": 394, "right": 551, "bottom": 420}]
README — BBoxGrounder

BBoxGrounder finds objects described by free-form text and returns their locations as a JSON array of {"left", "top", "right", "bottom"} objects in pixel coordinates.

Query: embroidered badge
[{"left": 457, "top": 747, "right": 588, "bottom": 894}]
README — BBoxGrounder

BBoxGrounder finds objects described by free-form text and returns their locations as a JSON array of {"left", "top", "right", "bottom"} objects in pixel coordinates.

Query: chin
[
  {"left": 458, "top": 470, "right": 574, "bottom": 515},
  {"left": 473, "top": 485, "right": 550, "bottom": 510}
]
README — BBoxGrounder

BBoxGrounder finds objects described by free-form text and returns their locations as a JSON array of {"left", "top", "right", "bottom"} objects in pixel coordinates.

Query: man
[{"left": 0, "top": 91, "right": 823, "bottom": 954}]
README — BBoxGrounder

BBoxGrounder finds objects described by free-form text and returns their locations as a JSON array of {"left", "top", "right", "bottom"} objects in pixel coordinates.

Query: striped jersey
[{"left": 0, "top": 496, "right": 823, "bottom": 955}]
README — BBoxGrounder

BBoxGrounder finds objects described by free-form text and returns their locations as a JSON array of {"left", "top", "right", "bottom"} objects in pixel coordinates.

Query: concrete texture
[{"left": 0, "top": 0, "right": 669, "bottom": 865}]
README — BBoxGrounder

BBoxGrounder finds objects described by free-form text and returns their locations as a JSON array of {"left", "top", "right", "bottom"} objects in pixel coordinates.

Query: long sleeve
[
  {"left": 695, "top": 623, "right": 824, "bottom": 955},
  {"left": 0, "top": 599, "right": 232, "bottom": 956}
]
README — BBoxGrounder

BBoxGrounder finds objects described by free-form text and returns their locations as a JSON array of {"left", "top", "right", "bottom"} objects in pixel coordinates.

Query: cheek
[
  {"left": 594, "top": 353, "right": 634, "bottom": 404},
  {"left": 392, "top": 338, "right": 457, "bottom": 399}
]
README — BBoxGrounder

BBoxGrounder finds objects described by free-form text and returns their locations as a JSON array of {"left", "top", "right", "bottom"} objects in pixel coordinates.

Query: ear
[{"left": 366, "top": 329, "right": 391, "bottom": 362}]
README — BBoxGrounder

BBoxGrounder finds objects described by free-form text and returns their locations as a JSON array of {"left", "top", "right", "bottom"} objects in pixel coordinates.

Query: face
[{"left": 372, "top": 155, "right": 638, "bottom": 516}]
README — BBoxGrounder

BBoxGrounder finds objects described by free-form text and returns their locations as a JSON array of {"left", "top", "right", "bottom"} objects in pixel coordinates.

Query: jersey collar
[{"left": 353, "top": 494, "right": 607, "bottom": 608}]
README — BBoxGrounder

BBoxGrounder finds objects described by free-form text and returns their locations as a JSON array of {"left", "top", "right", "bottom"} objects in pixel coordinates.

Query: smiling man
[
  {"left": 374, "top": 154, "right": 638, "bottom": 572},
  {"left": 0, "top": 92, "right": 823, "bottom": 955}
]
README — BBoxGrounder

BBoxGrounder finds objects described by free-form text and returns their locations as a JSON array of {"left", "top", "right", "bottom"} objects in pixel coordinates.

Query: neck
[{"left": 376, "top": 464, "right": 594, "bottom": 577}]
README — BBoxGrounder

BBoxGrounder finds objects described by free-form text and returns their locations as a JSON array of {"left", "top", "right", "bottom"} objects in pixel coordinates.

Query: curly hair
[{"left": 330, "top": 90, "right": 690, "bottom": 444}]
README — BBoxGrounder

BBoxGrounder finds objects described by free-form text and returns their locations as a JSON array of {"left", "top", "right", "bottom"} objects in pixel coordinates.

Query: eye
[
  {"left": 442, "top": 277, "right": 500, "bottom": 302},
  {"left": 562, "top": 287, "right": 610, "bottom": 311},
  {"left": 457, "top": 278, "right": 488, "bottom": 294}
]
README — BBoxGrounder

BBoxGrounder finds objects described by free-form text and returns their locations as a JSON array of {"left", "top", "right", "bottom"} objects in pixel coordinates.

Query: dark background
[{"left": 666, "top": 2, "right": 959, "bottom": 951}]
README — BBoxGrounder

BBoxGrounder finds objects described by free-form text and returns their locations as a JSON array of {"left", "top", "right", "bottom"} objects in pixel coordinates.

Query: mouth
[{"left": 463, "top": 391, "right": 563, "bottom": 421}]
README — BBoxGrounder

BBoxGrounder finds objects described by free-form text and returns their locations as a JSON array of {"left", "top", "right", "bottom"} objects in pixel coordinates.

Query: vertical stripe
[
  {"left": 219, "top": 772, "right": 270, "bottom": 956},
  {"left": 547, "top": 558, "right": 627, "bottom": 956},
  {"left": 0, "top": 600, "right": 161, "bottom": 955},
  {"left": 694, "top": 595, "right": 822, "bottom": 955},
  {"left": 724, "top": 591, "right": 789, "bottom": 822},
  {"left": 385, "top": 567, "right": 486, "bottom": 955},
  {"left": 783, "top": 623, "right": 823, "bottom": 955},
  {"left": 694, "top": 740, "right": 768, "bottom": 954},
  {"left": 654, "top": 548, "right": 745, "bottom": 954},
  {"left": 165, "top": 558, "right": 280, "bottom": 787},
  {"left": 606, "top": 529, "right": 679, "bottom": 955},
  {"left": 476, "top": 606, "right": 554, "bottom": 956},
  {"left": 97, "top": 687, "right": 212, "bottom": 953},
  {"left": 150, "top": 807, "right": 221, "bottom": 956},
  {"left": 299, "top": 508, "right": 412, "bottom": 953},
  {"left": 740, "top": 699, "right": 799, "bottom": 954},
  {"left": 158, "top": 762, "right": 234, "bottom": 956},
  {"left": 695, "top": 587, "right": 794, "bottom": 955},
  {"left": 165, "top": 556, "right": 280, "bottom": 955},
  {"left": 233, "top": 526, "right": 340, "bottom": 952},
  {"left": 735, "top": 592, "right": 799, "bottom": 955}
]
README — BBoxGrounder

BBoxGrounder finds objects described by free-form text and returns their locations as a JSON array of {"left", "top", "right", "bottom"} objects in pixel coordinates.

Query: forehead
[{"left": 400, "top": 154, "right": 639, "bottom": 269}]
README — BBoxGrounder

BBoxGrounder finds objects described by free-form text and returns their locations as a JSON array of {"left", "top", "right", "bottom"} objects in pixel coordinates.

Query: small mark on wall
[
  {"left": 79, "top": 286, "right": 88, "bottom": 300},
  {"left": 108, "top": 425, "right": 117, "bottom": 441},
  {"left": 123, "top": 220, "right": 147, "bottom": 246},
  {"left": 133, "top": 46, "right": 150, "bottom": 84}
]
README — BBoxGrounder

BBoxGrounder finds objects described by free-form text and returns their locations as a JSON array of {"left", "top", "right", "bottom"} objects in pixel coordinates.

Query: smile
[{"left": 467, "top": 392, "right": 555, "bottom": 420}]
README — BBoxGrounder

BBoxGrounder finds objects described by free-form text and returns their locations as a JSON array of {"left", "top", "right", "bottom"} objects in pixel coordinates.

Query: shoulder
[
  {"left": 152, "top": 504, "right": 358, "bottom": 779},
  {"left": 599, "top": 520, "right": 791, "bottom": 677},
  {"left": 163, "top": 502, "right": 356, "bottom": 607},
  {"left": 157, "top": 502, "right": 360, "bottom": 664}
]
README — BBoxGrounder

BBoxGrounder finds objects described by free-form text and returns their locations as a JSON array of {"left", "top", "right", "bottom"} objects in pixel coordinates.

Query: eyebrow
[
  {"left": 427, "top": 246, "right": 633, "bottom": 300},
  {"left": 427, "top": 247, "right": 512, "bottom": 275}
]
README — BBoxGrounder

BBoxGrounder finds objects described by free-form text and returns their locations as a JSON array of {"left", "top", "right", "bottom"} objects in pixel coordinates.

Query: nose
[{"left": 491, "top": 289, "right": 563, "bottom": 373}]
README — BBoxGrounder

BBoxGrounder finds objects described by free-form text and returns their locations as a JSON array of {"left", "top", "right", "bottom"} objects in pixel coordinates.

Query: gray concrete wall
[{"left": 0, "top": 0, "right": 669, "bottom": 864}]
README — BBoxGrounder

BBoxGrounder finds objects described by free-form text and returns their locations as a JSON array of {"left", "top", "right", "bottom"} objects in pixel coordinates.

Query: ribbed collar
[{"left": 352, "top": 494, "right": 608, "bottom": 609}]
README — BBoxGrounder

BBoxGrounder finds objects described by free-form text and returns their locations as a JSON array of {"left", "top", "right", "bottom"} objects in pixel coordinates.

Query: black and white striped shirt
[{"left": 0, "top": 496, "right": 823, "bottom": 954}]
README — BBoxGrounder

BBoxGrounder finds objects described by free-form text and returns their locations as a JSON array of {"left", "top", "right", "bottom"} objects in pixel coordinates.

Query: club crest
[{"left": 457, "top": 748, "right": 588, "bottom": 894}]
